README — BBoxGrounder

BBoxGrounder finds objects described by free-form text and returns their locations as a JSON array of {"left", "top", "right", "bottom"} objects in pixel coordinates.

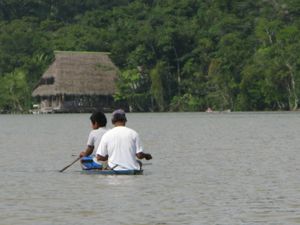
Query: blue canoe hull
[{"left": 80, "top": 156, "right": 143, "bottom": 175}]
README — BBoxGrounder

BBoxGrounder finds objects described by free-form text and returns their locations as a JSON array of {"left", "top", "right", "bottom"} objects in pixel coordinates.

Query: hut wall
[
  {"left": 59, "top": 95, "right": 115, "bottom": 113},
  {"left": 37, "top": 94, "right": 127, "bottom": 113}
]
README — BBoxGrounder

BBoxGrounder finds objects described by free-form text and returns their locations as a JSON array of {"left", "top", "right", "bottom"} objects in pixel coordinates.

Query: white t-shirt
[
  {"left": 87, "top": 127, "right": 108, "bottom": 150},
  {"left": 96, "top": 126, "right": 143, "bottom": 170}
]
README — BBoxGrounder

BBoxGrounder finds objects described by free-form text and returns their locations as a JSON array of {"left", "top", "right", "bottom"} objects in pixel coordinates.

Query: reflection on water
[{"left": 0, "top": 112, "right": 299, "bottom": 225}]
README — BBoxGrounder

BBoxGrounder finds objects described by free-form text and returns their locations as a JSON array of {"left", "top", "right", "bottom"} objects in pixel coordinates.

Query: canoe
[
  {"left": 81, "top": 169, "right": 143, "bottom": 175},
  {"left": 80, "top": 156, "right": 143, "bottom": 175}
]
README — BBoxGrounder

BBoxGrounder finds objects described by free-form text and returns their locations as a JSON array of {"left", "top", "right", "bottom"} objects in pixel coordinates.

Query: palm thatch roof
[{"left": 32, "top": 51, "right": 118, "bottom": 97}]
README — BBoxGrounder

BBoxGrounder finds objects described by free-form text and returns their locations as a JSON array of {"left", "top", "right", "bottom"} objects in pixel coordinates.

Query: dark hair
[
  {"left": 111, "top": 114, "right": 127, "bottom": 124},
  {"left": 90, "top": 111, "right": 107, "bottom": 127},
  {"left": 111, "top": 109, "right": 127, "bottom": 124}
]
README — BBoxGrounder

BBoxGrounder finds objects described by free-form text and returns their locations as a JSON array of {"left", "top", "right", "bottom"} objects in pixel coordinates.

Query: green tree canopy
[{"left": 1, "top": 0, "right": 300, "bottom": 112}]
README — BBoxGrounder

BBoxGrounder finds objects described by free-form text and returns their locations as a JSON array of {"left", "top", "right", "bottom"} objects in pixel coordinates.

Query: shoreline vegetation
[
  {"left": 2, "top": 108, "right": 300, "bottom": 115},
  {"left": 1, "top": 1, "right": 300, "bottom": 113}
]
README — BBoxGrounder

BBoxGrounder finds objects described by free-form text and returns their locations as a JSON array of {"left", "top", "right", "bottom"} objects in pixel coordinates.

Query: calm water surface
[{"left": 0, "top": 112, "right": 299, "bottom": 225}]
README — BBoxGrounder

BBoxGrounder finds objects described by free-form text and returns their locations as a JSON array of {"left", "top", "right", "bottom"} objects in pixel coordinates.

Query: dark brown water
[{"left": 0, "top": 112, "right": 299, "bottom": 225}]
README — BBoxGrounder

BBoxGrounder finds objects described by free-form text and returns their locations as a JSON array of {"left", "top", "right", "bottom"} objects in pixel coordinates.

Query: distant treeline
[{"left": 1, "top": 0, "right": 300, "bottom": 112}]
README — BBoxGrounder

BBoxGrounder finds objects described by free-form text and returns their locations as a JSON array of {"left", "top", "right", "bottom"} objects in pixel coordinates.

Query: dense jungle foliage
[{"left": 1, "top": 0, "right": 300, "bottom": 112}]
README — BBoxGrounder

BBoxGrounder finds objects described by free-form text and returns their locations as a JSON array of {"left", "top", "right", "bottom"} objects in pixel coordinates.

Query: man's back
[
  {"left": 97, "top": 126, "right": 143, "bottom": 170},
  {"left": 87, "top": 127, "right": 107, "bottom": 150}
]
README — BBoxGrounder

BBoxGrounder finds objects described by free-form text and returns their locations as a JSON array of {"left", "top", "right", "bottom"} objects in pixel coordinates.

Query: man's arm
[
  {"left": 96, "top": 154, "right": 108, "bottom": 161},
  {"left": 95, "top": 134, "right": 108, "bottom": 161},
  {"left": 136, "top": 152, "right": 152, "bottom": 160},
  {"left": 79, "top": 146, "right": 94, "bottom": 157}
]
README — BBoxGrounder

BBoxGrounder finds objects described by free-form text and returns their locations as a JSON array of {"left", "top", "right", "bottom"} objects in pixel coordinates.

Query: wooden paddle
[{"left": 59, "top": 156, "right": 81, "bottom": 172}]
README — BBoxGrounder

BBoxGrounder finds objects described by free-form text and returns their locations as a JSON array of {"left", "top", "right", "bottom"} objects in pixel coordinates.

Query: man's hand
[
  {"left": 144, "top": 153, "right": 152, "bottom": 160},
  {"left": 137, "top": 152, "right": 152, "bottom": 160}
]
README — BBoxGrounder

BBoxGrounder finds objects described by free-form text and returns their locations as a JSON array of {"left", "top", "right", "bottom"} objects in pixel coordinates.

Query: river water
[{"left": 0, "top": 112, "right": 299, "bottom": 225}]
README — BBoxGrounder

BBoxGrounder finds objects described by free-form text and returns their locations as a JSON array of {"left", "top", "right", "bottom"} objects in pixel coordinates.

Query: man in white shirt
[{"left": 96, "top": 109, "right": 152, "bottom": 170}]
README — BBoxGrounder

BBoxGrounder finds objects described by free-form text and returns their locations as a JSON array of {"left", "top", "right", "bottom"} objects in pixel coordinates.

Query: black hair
[
  {"left": 111, "top": 113, "right": 127, "bottom": 124},
  {"left": 90, "top": 111, "right": 107, "bottom": 127}
]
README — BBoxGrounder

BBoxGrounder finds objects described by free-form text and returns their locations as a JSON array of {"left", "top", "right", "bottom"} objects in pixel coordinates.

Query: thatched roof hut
[
  {"left": 33, "top": 51, "right": 118, "bottom": 96},
  {"left": 32, "top": 51, "right": 122, "bottom": 113}
]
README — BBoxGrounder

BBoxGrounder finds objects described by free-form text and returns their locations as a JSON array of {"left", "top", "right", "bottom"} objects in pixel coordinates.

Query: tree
[
  {"left": 0, "top": 70, "right": 30, "bottom": 112},
  {"left": 150, "top": 61, "right": 166, "bottom": 111},
  {"left": 114, "top": 68, "right": 151, "bottom": 111}
]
